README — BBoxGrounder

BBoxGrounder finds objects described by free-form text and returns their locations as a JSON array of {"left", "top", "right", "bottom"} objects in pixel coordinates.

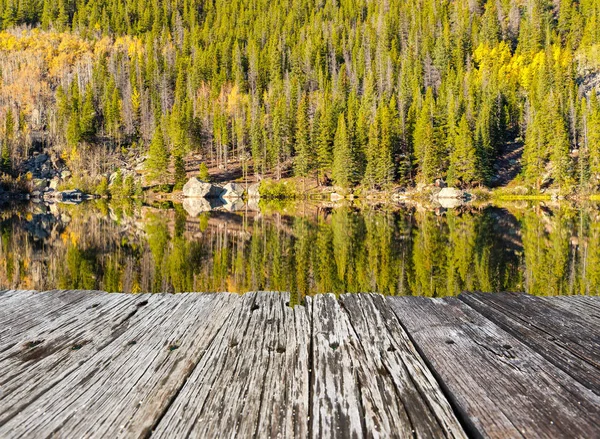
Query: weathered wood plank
[
  {"left": 460, "top": 292, "right": 600, "bottom": 394},
  {"left": 390, "top": 296, "right": 600, "bottom": 439},
  {"left": 310, "top": 293, "right": 367, "bottom": 438},
  {"left": 339, "top": 294, "right": 466, "bottom": 438},
  {"left": 0, "top": 292, "right": 146, "bottom": 425},
  {"left": 0, "top": 293, "right": 238, "bottom": 438},
  {"left": 152, "top": 292, "right": 311, "bottom": 439},
  {"left": 0, "top": 290, "right": 108, "bottom": 351},
  {"left": 545, "top": 296, "right": 600, "bottom": 325}
]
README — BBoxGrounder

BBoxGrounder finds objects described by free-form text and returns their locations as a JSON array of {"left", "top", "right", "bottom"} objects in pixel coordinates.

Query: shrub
[{"left": 259, "top": 179, "right": 297, "bottom": 199}]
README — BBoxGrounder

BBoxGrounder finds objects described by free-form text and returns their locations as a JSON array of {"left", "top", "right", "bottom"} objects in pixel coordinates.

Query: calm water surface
[{"left": 1, "top": 200, "right": 599, "bottom": 302}]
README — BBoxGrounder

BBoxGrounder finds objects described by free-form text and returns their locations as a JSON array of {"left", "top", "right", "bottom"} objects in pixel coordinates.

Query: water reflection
[{"left": 0, "top": 200, "right": 599, "bottom": 301}]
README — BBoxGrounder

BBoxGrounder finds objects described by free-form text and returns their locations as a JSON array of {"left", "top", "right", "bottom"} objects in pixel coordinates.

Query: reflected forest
[{"left": 1, "top": 201, "right": 599, "bottom": 302}]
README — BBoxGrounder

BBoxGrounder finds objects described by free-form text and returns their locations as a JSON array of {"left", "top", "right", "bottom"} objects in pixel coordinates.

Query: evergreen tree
[
  {"left": 294, "top": 94, "right": 313, "bottom": 184},
  {"left": 448, "top": 115, "right": 479, "bottom": 186},
  {"left": 332, "top": 114, "right": 354, "bottom": 188},
  {"left": 549, "top": 102, "right": 572, "bottom": 188},
  {"left": 587, "top": 93, "right": 600, "bottom": 179},
  {"left": 363, "top": 113, "right": 379, "bottom": 188},
  {"left": 413, "top": 89, "right": 440, "bottom": 182},
  {"left": 4, "top": 107, "right": 14, "bottom": 145},
  {"left": 146, "top": 125, "right": 170, "bottom": 184},
  {"left": 316, "top": 101, "right": 335, "bottom": 184},
  {"left": 377, "top": 103, "right": 395, "bottom": 186},
  {"left": 80, "top": 86, "right": 96, "bottom": 142},
  {"left": 0, "top": 140, "right": 10, "bottom": 174},
  {"left": 199, "top": 162, "right": 211, "bottom": 182},
  {"left": 173, "top": 154, "right": 187, "bottom": 190}
]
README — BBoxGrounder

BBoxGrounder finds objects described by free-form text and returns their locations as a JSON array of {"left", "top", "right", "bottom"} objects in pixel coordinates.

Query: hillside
[{"left": 0, "top": 0, "right": 600, "bottom": 196}]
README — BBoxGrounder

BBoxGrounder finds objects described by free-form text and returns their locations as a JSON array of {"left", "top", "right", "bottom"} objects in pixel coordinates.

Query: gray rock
[
  {"left": 437, "top": 187, "right": 466, "bottom": 199},
  {"left": 61, "top": 170, "right": 72, "bottom": 179},
  {"left": 34, "top": 154, "right": 48, "bottom": 165},
  {"left": 182, "top": 197, "right": 212, "bottom": 217},
  {"left": 182, "top": 178, "right": 223, "bottom": 198},
  {"left": 247, "top": 183, "right": 261, "bottom": 198},
  {"left": 49, "top": 177, "right": 60, "bottom": 190},
  {"left": 221, "top": 182, "right": 245, "bottom": 199}
]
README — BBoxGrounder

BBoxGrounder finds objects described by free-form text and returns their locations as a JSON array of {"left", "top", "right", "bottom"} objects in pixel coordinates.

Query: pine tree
[
  {"left": 199, "top": 162, "right": 211, "bottom": 182},
  {"left": 316, "top": 101, "right": 335, "bottom": 184},
  {"left": 588, "top": 93, "right": 600, "bottom": 179},
  {"left": 413, "top": 89, "right": 439, "bottom": 182},
  {"left": 146, "top": 125, "right": 170, "bottom": 184},
  {"left": 79, "top": 85, "right": 96, "bottom": 142},
  {"left": 4, "top": 107, "right": 14, "bottom": 145},
  {"left": 549, "top": 101, "right": 572, "bottom": 188},
  {"left": 448, "top": 115, "right": 479, "bottom": 186},
  {"left": 332, "top": 114, "right": 355, "bottom": 188},
  {"left": 363, "top": 113, "right": 379, "bottom": 188},
  {"left": 523, "top": 107, "right": 547, "bottom": 189},
  {"left": 377, "top": 103, "right": 395, "bottom": 186},
  {"left": 173, "top": 154, "right": 187, "bottom": 190},
  {"left": 294, "top": 94, "right": 313, "bottom": 185},
  {"left": 0, "top": 140, "right": 11, "bottom": 174}
]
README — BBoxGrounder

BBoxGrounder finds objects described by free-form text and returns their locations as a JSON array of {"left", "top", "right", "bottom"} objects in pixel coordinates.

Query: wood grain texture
[
  {"left": 152, "top": 292, "right": 312, "bottom": 439},
  {"left": 460, "top": 292, "right": 600, "bottom": 395},
  {"left": 338, "top": 294, "right": 466, "bottom": 439},
  {"left": 0, "top": 289, "right": 106, "bottom": 351},
  {"left": 0, "top": 293, "right": 238, "bottom": 439},
  {"left": 1, "top": 290, "right": 598, "bottom": 439},
  {"left": 390, "top": 296, "right": 600, "bottom": 439},
  {"left": 545, "top": 295, "right": 600, "bottom": 325},
  {"left": 0, "top": 292, "right": 144, "bottom": 425}
]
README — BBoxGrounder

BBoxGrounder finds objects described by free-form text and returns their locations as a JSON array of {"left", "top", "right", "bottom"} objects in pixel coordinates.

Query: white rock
[
  {"left": 182, "top": 178, "right": 223, "bottom": 198},
  {"left": 221, "top": 182, "right": 245, "bottom": 199},
  {"left": 437, "top": 187, "right": 466, "bottom": 199}
]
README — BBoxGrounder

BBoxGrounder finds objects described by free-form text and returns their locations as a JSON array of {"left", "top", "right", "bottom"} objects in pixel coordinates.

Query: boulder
[
  {"left": 247, "top": 182, "right": 261, "bottom": 198},
  {"left": 61, "top": 170, "right": 72, "bottom": 179},
  {"left": 49, "top": 177, "right": 60, "bottom": 190},
  {"left": 34, "top": 154, "right": 48, "bottom": 165},
  {"left": 221, "top": 182, "right": 245, "bottom": 199},
  {"left": 182, "top": 197, "right": 212, "bottom": 217},
  {"left": 182, "top": 178, "right": 223, "bottom": 198},
  {"left": 437, "top": 187, "right": 466, "bottom": 199}
]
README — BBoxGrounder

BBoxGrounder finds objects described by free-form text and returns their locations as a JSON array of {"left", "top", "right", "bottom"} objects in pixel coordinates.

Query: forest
[{"left": 0, "top": 0, "right": 600, "bottom": 192}]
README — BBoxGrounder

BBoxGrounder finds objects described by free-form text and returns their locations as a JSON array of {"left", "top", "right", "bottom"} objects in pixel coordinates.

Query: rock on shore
[{"left": 182, "top": 178, "right": 224, "bottom": 198}]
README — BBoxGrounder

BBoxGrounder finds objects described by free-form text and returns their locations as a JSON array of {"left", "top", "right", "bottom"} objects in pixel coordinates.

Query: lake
[{"left": 1, "top": 199, "right": 599, "bottom": 302}]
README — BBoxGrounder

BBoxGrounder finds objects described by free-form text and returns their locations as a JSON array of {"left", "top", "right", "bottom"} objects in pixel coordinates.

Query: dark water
[{"left": 1, "top": 200, "right": 599, "bottom": 302}]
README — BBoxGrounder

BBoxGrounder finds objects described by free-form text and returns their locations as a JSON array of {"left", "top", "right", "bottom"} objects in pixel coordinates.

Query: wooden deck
[{"left": 0, "top": 290, "right": 599, "bottom": 438}]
